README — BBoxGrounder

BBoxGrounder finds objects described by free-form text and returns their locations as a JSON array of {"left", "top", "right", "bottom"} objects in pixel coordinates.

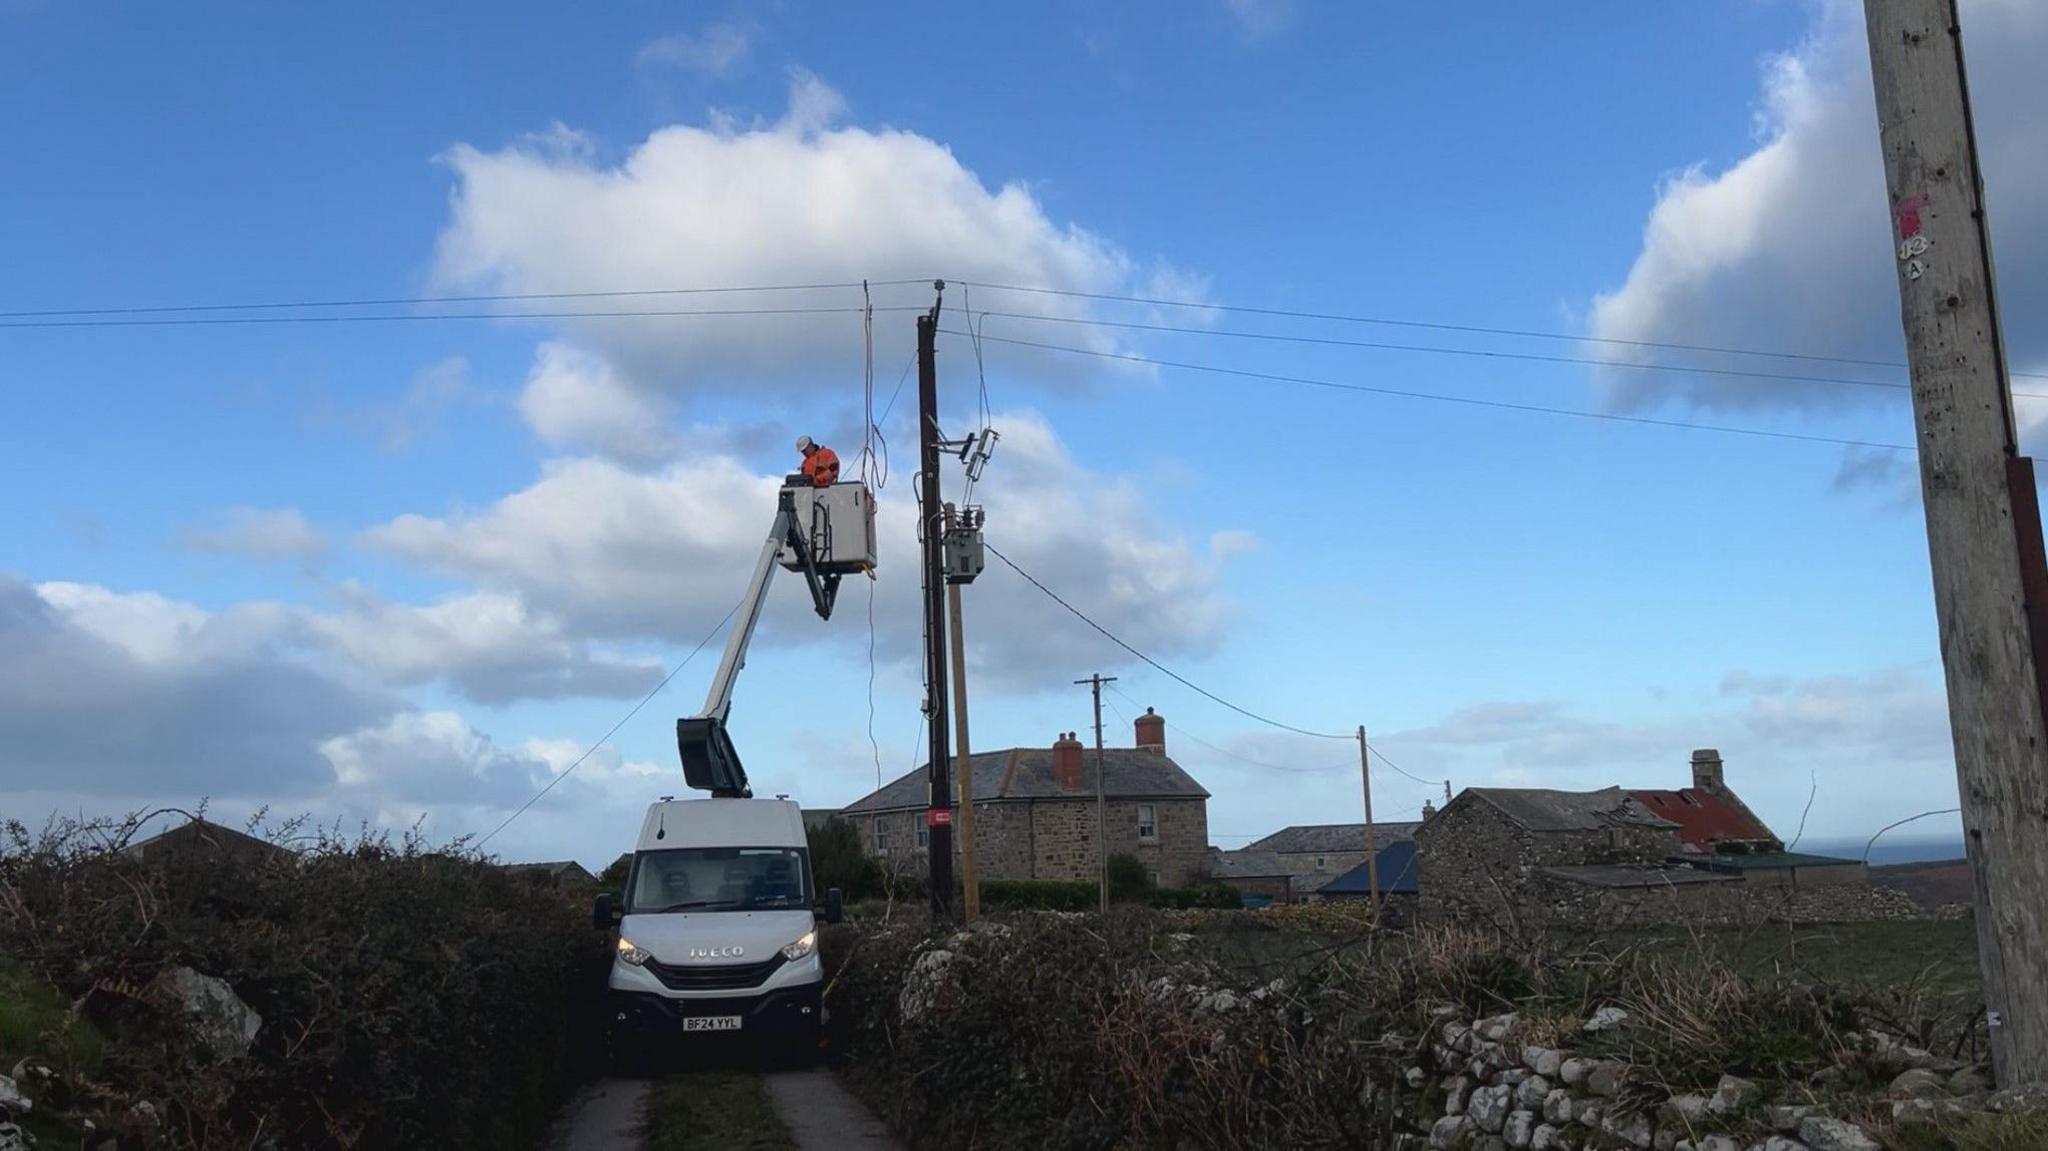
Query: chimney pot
[
  {"left": 1421, "top": 800, "right": 1437, "bottom": 821},
  {"left": 1053, "top": 733, "right": 1086, "bottom": 790},
  {"left": 1690, "top": 748, "right": 1725, "bottom": 794},
  {"left": 1135, "top": 706, "right": 1166, "bottom": 753}
]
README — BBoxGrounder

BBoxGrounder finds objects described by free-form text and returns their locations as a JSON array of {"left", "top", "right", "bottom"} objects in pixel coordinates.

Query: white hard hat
[{"left": 795, "top": 435, "right": 814, "bottom": 453}]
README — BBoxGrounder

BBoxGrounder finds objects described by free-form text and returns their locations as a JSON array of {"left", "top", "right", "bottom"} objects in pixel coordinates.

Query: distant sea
[{"left": 1797, "top": 836, "right": 1966, "bottom": 866}]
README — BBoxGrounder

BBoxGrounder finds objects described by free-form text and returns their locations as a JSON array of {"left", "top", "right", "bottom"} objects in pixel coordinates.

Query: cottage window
[
  {"left": 1136, "top": 804, "right": 1158, "bottom": 842},
  {"left": 915, "top": 821, "right": 929, "bottom": 849},
  {"left": 873, "top": 819, "right": 886, "bottom": 855},
  {"left": 1315, "top": 855, "right": 1328, "bottom": 870}
]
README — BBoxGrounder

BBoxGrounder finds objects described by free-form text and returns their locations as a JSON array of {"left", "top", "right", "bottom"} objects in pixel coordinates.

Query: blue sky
[{"left": 7, "top": 0, "right": 2043, "bottom": 864}]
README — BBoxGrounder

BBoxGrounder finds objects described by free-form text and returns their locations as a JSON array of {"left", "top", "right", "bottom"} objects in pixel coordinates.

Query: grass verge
[{"left": 642, "top": 1072, "right": 798, "bottom": 1151}]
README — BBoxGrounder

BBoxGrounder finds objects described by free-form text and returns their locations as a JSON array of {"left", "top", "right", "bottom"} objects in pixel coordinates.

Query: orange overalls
[{"left": 800, "top": 445, "right": 841, "bottom": 487}]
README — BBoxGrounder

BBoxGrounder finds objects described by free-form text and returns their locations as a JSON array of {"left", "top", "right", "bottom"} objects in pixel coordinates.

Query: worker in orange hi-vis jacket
[{"left": 795, "top": 436, "right": 840, "bottom": 487}]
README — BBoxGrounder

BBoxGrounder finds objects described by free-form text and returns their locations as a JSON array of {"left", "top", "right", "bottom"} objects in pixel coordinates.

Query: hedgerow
[
  {"left": 0, "top": 811, "right": 611, "bottom": 1150},
  {"left": 819, "top": 910, "right": 1989, "bottom": 1151}
]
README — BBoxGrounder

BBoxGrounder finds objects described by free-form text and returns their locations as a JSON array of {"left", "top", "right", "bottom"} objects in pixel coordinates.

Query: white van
[{"left": 593, "top": 796, "right": 842, "bottom": 1065}]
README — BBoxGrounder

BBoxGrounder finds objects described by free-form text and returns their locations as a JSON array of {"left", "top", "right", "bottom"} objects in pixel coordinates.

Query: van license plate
[{"left": 683, "top": 1016, "right": 741, "bottom": 1032}]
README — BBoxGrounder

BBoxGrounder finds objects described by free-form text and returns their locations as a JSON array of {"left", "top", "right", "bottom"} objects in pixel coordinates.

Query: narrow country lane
[
  {"left": 762, "top": 1068, "right": 904, "bottom": 1151},
  {"left": 546, "top": 1079, "right": 650, "bottom": 1151}
]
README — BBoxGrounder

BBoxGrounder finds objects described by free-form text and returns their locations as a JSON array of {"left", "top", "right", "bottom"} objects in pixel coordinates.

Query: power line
[
  {"left": 1104, "top": 682, "right": 1352, "bottom": 774},
  {"left": 944, "top": 329, "right": 1916, "bottom": 453},
  {"left": 971, "top": 309, "right": 2023, "bottom": 400},
  {"left": 955, "top": 278, "right": 2048, "bottom": 383},
  {"left": 474, "top": 601, "right": 741, "bottom": 851},
  {"left": 1369, "top": 745, "right": 1447, "bottom": 788},
  {"left": 981, "top": 539, "right": 1352, "bottom": 741},
  {"left": 0, "top": 278, "right": 932, "bottom": 319},
  {"left": 0, "top": 304, "right": 927, "bottom": 330}
]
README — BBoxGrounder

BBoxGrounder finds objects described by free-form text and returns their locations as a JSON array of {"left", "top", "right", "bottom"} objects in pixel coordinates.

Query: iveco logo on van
[{"left": 688, "top": 945, "right": 745, "bottom": 959}]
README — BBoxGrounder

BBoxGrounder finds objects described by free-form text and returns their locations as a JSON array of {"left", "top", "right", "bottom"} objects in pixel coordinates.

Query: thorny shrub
[
  {"left": 820, "top": 909, "right": 1986, "bottom": 1151},
  {"left": 0, "top": 810, "right": 611, "bottom": 1150}
]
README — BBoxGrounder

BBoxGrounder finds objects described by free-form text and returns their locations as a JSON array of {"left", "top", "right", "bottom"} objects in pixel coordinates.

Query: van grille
[{"left": 645, "top": 954, "right": 787, "bottom": 991}]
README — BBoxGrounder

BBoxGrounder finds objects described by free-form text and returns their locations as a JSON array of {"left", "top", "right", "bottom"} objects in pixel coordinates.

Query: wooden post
[
  {"left": 1864, "top": 0, "right": 2048, "bottom": 1085},
  {"left": 944, "top": 504, "right": 981, "bottom": 923},
  {"left": 916, "top": 291, "right": 953, "bottom": 917},
  {"left": 1358, "top": 726, "right": 1379, "bottom": 909},
  {"left": 1076, "top": 673, "right": 1116, "bottom": 915}
]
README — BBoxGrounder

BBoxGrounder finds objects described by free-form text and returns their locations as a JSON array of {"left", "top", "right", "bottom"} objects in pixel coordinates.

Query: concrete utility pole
[
  {"left": 1864, "top": 0, "right": 2048, "bottom": 1085},
  {"left": 1357, "top": 726, "right": 1379, "bottom": 907},
  {"left": 944, "top": 503, "right": 980, "bottom": 923},
  {"left": 1077, "top": 673, "right": 1117, "bottom": 914},
  {"left": 917, "top": 285, "right": 954, "bottom": 917}
]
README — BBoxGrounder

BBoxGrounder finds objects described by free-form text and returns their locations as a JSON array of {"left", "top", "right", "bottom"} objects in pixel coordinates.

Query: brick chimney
[
  {"left": 1135, "top": 707, "right": 1166, "bottom": 753},
  {"left": 1052, "top": 732, "right": 1086, "bottom": 790},
  {"left": 1691, "top": 748, "right": 1725, "bottom": 794},
  {"left": 1421, "top": 799, "right": 1437, "bottom": 821}
]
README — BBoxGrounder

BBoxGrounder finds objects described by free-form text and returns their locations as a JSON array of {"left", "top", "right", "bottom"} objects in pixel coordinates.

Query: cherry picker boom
[{"left": 675, "top": 441, "right": 877, "bottom": 798}]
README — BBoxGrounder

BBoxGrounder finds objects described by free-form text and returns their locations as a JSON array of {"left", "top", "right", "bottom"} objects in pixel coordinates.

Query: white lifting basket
[{"left": 778, "top": 481, "right": 878, "bottom": 575}]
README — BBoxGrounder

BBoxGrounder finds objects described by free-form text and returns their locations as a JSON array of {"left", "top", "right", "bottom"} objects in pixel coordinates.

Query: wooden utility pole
[
  {"left": 1357, "top": 726, "right": 1379, "bottom": 907},
  {"left": 1077, "top": 673, "right": 1117, "bottom": 914},
  {"left": 917, "top": 285, "right": 954, "bottom": 917},
  {"left": 1864, "top": 0, "right": 2048, "bottom": 1084},
  {"left": 944, "top": 503, "right": 980, "bottom": 923}
]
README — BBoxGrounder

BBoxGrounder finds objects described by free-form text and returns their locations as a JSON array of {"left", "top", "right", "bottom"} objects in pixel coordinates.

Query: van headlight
[
  {"left": 617, "top": 937, "right": 652, "bottom": 966},
  {"left": 781, "top": 931, "right": 817, "bottom": 961}
]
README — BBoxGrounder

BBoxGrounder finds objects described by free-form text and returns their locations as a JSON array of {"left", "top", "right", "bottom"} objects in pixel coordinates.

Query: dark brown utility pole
[
  {"left": 918, "top": 284, "right": 954, "bottom": 917},
  {"left": 1357, "top": 726, "right": 1379, "bottom": 909},
  {"left": 1864, "top": 0, "right": 2048, "bottom": 1085}
]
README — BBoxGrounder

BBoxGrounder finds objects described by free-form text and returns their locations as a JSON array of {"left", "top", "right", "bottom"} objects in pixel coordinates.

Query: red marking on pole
[
  {"left": 927, "top": 808, "right": 952, "bottom": 827},
  {"left": 1896, "top": 192, "right": 1931, "bottom": 239}
]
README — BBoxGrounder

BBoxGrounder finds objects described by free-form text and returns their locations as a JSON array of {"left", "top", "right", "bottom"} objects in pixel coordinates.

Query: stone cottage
[
  {"left": 840, "top": 708, "right": 1211, "bottom": 887},
  {"left": 1242, "top": 820, "right": 1425, "bottom": 882},
  {"left": 1413, "top": 786, "right": 1682, "bottom": 921},
  {"left": 1414, "top": 749, "right": 1874, "bottom": 925}
]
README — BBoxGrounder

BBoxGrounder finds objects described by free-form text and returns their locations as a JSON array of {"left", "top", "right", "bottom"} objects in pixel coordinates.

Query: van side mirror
[
  {"left": 824, "top": 887, "right": 844, "bottom": 925},
  {"left": 592, "top": 892, "right": 619, "bottom": 930}
]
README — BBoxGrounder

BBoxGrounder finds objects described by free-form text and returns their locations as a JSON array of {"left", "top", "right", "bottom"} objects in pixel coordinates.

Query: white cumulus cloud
[
  {"left": 1588, "top": 0, "right": 2048, "bottom": 417},
  {"left": 431, "top": 74, "right": 1157, "bottom": 418},
  {"left": 363, "top": 410, "right": 1245, "bottom": 690}
]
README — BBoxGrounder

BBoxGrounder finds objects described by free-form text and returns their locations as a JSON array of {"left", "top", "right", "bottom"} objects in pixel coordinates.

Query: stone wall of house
[
  {"left": 1213, "top": 874, "right": 1292, "bottom": 904},
  {"left": 862, "top": 797, "right": 1208, "bottom": 887},
  {"left": 1275, "top": 849, "right": 1367, "bottom": 878},
  {"left": 1416, "top": 799, "right": 1686, "bottom": 922},
  {"left": 1523, "top": 871, "right": 1918, "bottom": 930},
  {"left": 1725, "top": 861, "right": 1869, "bottom": 889}
]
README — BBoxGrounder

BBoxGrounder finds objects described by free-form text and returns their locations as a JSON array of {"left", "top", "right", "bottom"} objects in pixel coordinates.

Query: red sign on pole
[{"left": 927, "top": 808, "right": 953, "bottom": 827}]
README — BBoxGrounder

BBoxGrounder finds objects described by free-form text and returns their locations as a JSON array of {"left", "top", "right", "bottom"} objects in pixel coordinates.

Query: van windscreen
[{"left": 627, "top": 846, "right": 810, "bottom": 913}]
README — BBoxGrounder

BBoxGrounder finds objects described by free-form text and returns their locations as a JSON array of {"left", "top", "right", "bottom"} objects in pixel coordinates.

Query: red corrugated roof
[{"left": 1626, "top": 788, "right": 1777, "bottom": 850}]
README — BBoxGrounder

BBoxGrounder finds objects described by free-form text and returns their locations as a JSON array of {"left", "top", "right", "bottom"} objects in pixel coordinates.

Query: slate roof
[
  {"left": 501, "top": 860, "right": 597, "bottom": 884},
  {"left": 1247, "top": 822, "right": 1425, "bottom": 854},
  {"left": 1204, "top": 848, "right": 1290, "bottom": 879},
  {"left": 1320, "top": 840, "right": 1421, "bottom": 896},
  {"left": 124, "top": 818, "right": 296, "bottom": 865},
  {"left": 1629, "top": 788, "right": 1778, "bottom": 850},
  {"left": 1464, "top": 787, "right": 1677, "bottom": 833},
  {"left": 1541, "top": 864, "right": 1739, "bottom": 889},
  {"left": 1694, "top": 851, "right": 1863, "bottom": 872},
  {"left": 841, "top": 747, "right": 1208, "bottom": 814}
]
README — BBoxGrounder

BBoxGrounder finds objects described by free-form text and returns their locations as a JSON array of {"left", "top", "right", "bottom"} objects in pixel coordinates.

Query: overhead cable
[
  {"left": 943, "top": 330, "right": 1915, "bottom": 453},
  {"left": 982, "top": 539, "right": 1352, "bottom": 741},
  {"left": 474, "top": 600, "right": 741, "bottom": 851}
]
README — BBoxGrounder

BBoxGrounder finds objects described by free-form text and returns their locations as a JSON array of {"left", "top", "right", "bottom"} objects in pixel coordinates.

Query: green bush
[
  {"left": 1144, "top": 883, "right": 1243, "bottom": 909},
  {"left": 807, "top": 816, "right": 886, "bottom": 901},
  {"left": 979, "top": 878, "right": 1098, "bottom": 910},
  {"left": 1106, "top": 852, "right": 1153, "bottom": 901},
  {"left": 0, "top": 814, "right": 611, "bottom": 1150}
]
